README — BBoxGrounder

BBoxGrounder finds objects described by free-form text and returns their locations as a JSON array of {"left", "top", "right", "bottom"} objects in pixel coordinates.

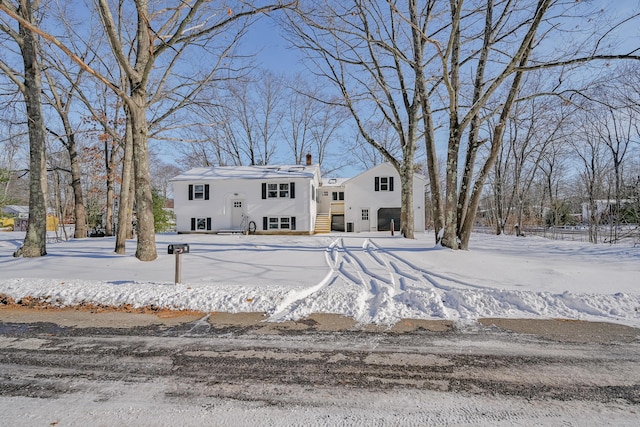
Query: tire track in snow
[
  {"left": 359, "top": 239, "right": 455, "bottom": 321},
  {"left": 338, "top": 239, "right": 397, "bottom": 322},
  {"left": 269, "top": 238, "right": 345, "bottom": 321},
  {"left": 271, "top": 237, "right": 458, "bottom": 324},
  {"left": 365, "top": 239, "right": 488, "bottom": 291}
]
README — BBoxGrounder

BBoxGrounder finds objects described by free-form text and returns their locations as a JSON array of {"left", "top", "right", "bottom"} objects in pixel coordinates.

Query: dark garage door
[
  {"left": 378, "top": 208, "right": 400, "bottom": 231},
  {"left": 331, "top": 214, "right": 345, "bottom": 231}
]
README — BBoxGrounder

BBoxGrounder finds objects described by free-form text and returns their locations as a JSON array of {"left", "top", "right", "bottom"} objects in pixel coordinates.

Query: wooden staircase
[{"left": 314, "top": 213, "right": 331, "bottom": 234}]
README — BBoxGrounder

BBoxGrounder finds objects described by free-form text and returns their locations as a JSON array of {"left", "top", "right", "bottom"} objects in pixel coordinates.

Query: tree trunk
[
  {"left": 399, "top": 161, "right": 415, "bottom": 239},
  {"left": 129, "top": 90, "right": 157, "bottom": 261},
  {"left": 14, "top": 1, "right": 47, "bottom": 258},
  {"left": 68, "top": 133, "right": 88, "bottom": 238},
  {"left": 105, "top": 170, "right": 115, "bottom": 236},
  {"left": 115, "top": 109, "right": 134, "bottom": 254},
  {"left": 441, "top": 0, "right": 462, "bottom": 250},
  {"left": 442, "top": 126, "right": 461, "bottom": 249}
]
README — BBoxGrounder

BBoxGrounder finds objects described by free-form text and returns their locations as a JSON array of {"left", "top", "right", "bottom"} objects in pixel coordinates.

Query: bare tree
[
  {"left": 288, "top": 0, "right": 640, "bottom": 248},
  {"left": 220, "top": 73, "right": 286, "bottom": 166},
  {"left": 572, "top": 111, "right": 608, "bottom": 243},
  {"left": 287, "top": 0, "right": 429, "bottom": 238},
  {"left": 593, "top": 104, "right": 636, "bottom": 240},
  {"left": 0, "top": 0, "right": 48, "bottom": 257},
  {"left": 1, "top": 0, "right": 294, "bottom": 260},
  {"left": 40, "top": 65, "right": 90, "bottom": 238},
  {"left": 489, "top": 91, "right": 571, "bottom": 235}
]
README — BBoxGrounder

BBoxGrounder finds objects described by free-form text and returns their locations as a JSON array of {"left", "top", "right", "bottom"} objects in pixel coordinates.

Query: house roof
[
  {"left": 321, "top": 177, "right": 348, "bottom": 187},
  {"left": 1, "top": 205, "right": 29, "bottom": 215},
  {"left": 170, "top": 164, "right": 320, "bottom": 182}
]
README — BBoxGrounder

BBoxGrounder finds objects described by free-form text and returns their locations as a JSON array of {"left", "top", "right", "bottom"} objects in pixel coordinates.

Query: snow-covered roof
[
  {"left": 320, "top": 177, "right": 348, "bottom": 187},
  {"left": 170, "top": 164, "right": 320, "bottom": 182},
  {"left": 1, "top": 205, "right": 29, "bottom": 215}
]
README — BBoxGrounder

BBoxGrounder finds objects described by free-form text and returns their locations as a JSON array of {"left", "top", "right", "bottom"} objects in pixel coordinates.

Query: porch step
[
  {"left": 217, "top": 229, "right": 245, "bottom": 235},
  {"left": 314, "top": 214, "right": 331, "bottom": 234}
]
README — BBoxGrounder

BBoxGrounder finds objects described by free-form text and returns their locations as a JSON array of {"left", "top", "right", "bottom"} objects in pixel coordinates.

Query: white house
[
  {"left": 170, "top": 163, "right": 321, "bottom": 234},
  {"left": 171, "top": 161, "right": 426, "bottom": 235},
  {"left": 340, "top": 163, "right": 426, "bottom": 233}
]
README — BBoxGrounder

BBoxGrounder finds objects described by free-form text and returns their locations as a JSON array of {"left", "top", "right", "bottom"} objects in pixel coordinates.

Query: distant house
[
  {"left": 581, "top": 199, "right": 636, "bottom": 223},
  {"left": 171, "top": 159, "right": 426, "bottom": 235},
  {"left": 1, "top": 205, "right": 30, "bottom": 219},
  {"left": 170, "top": 161, "right": 321, "bottom": 234},
  {"left": 1, "top": 205, "right": 59, "bottom": 231}
]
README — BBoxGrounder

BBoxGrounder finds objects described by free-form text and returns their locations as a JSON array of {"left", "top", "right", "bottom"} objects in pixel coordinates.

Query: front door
[
  {"left": 361, "top": 208, "right": 370, "bottom": 232},
  {"left": 231, "top": 199, "right": 245, "bottom": 228}
]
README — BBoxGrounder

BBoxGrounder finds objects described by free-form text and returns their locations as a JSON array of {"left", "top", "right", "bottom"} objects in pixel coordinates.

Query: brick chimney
[{"left": 306, "top": 152, "right": 312, "bottom": 166}]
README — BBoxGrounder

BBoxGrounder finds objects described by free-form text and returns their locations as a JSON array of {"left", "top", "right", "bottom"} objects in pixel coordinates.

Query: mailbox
[{"left": 168, "top": 243, "right": 190, "bottom": 254}]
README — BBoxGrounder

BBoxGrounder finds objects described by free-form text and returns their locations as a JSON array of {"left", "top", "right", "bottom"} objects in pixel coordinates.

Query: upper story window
[
  {"left": 194, "top": 184, "right": 205, "bottom": 199},
  {"left": 279, "top": 183, "right": 290, "bottom": 198},
  {"left": 188, "top": 184, "right": 209, "bottom": 200},
  {"left": 267, "top": 183, "right": 278, "bottom": 198},
  {"left": 332, "top": 191, "right": 344, "bottom": 201},
  {"left": 374, "top": 176, "right": 394, "bottom": 192},
  {"left": 262, "top": 182, "right": 296, "bottom": 199}
]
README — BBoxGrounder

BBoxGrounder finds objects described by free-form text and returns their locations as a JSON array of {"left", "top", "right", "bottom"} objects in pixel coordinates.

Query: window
[
  {"left": 262, "top": 182, "right": 296, "bottom": 199},
  {"left": 374, "top": 176, "right": 394, "bottom": 192},
  {"left": 279, "top": 183, "right": 289, "bottom": 198},
  {"left": 332, "top": 191, "right": 344, "bottom": 201},
  {"left": 188, "top": 184, "right": 209, "bottom": 200},
  {"left": 233, "top": 201, "right": 242, "bottom": 208},
  {"left": 268, "top": 217, "right": 290, "bottom": 229},
  {"left": 268, "top": 183, "right": 278, "bottom": 198},
  {"left": 191, "top": 217, "right": 212, "bottom": 231},
  {"left": 380, "top": 177, "right": 389, "bottom": 191},
  {"left": 280, "top": 217, "right": 290, "bottom": 229},
  {"left": 361, "top": 209, "right": 369, "bottom": 221},
  {"left": 263, "top": 216, "right": 296, "bottom": 230},
  {"left": 194, "top": 185, "right": 204, "bottom": 199}
]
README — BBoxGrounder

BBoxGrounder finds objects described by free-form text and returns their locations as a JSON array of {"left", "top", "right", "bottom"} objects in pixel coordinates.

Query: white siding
[
  {"left": 344, "top": 163, "right": 426, "bottom": 233},
  {"left": 172, "top": 173, "right": 319, "bottom": 234}
]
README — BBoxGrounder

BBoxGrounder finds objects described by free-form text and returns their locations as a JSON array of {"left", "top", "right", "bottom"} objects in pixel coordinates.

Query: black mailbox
[{"left": 168, "top": 243, "right": 190, "bottom": 254}]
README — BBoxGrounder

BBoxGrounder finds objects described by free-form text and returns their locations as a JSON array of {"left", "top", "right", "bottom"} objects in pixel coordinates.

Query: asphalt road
[{"left": 1, "top": 309, "right": 639, "bottom": 426}]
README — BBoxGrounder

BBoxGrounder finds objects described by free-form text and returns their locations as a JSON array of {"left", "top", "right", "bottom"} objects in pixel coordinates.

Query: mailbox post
[{"left": 168, "top": 244, "right": 189, "bottom": 284}]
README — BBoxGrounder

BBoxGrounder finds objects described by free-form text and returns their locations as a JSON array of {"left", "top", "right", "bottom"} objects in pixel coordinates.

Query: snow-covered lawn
[{"left": 1, "top": 231, "right": 639, "bottom": 327}]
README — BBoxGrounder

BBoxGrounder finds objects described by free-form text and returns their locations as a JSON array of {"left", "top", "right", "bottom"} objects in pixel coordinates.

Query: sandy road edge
[{"left": 1, "top": 302, "right": 640, "bottom": 343}]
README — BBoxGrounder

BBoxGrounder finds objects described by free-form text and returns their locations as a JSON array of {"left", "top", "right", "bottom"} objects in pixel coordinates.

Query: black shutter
[
  {"left": 207, "top": 218, "right": 212, "bottom": 230},
  {"left": 389, "top": 177, "right": 394, "bottom": 191},
  {"left": 374, "top": 177, "right": 380, "bottom": 191},
  {"left": 188, "top": 184, "right": 194, "bottom": 200},
  {"left": 291, "top": 216, "right": 296, "bottom": 231},
  {"left": 204, "top": 184, "right": 210, "bottom": 200},
  {"left": 263, "top": 217, "right": 268, "bottom": 230},
  {"left": 290, "top": 182, "right": 295, "bottom": 199},
  {"left": 262, "top": 183, "right": 267, "bottom": 199},
  {"left": 191, "top": 218, "right": 196, "bottom": 230}
]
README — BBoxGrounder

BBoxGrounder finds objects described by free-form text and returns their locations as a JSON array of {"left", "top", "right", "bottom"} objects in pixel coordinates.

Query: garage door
[
  {"left": 377, "top": 208, "right": 400, "bottom": 231},
  {"left": 331, "top": 214, "right": 345, "bottom": 231}
]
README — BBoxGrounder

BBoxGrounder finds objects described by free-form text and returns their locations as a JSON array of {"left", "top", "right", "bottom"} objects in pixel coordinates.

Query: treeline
[{"left": 1, "top": 1, "right": 639, "bottom": 260}]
